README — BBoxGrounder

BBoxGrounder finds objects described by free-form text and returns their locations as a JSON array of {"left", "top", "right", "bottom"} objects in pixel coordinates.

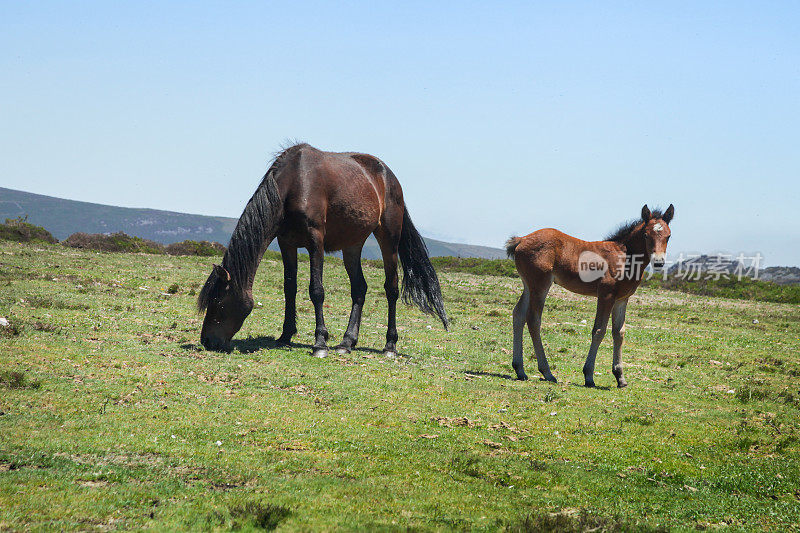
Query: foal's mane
[
  {"left": 605, "top": 208, "right": 665, "bottom": 243},
  {"left": 197, "top": 143, "right": 305, "bottom": 311}
]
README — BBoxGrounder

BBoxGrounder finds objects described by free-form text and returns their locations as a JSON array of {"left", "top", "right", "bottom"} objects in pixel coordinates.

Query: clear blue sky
[{"left": 2, "top": 2, "right": 799, "bottom": 265}]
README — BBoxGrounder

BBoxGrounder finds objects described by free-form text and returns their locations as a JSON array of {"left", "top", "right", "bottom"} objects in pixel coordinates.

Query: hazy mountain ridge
[
  {"left": 667, "top": 253, "right": 800, "bottom": 285},
  {"left": 0, "top": 187, "right": 505, "bottom": 260}
]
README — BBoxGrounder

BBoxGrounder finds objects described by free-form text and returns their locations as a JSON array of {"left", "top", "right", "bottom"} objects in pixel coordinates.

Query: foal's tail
[
  {"left": 398, "top": 208, "right": 449, "bottom": 330},
  {"left": 505, "top": 236, "right": 522, "bottom": 258}
]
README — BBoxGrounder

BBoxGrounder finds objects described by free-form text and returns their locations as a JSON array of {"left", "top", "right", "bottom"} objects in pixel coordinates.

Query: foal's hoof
[
  {"left": 383, "top": 350, "right": 397, "bottom": 358},
  {"left": 335, "top": 345, "right": 351, "bottom": 355},
  {"left": 312, "top": 348, "right": 328, "bottom": 358}
]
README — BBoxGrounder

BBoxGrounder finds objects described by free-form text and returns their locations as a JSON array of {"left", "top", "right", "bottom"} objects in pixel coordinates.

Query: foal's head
[
  {"left": 197, "top": 264, "right": 254, "bottom": 351},
  {"left": 641, "top": 204, "right": 674, "bottom": 268}
]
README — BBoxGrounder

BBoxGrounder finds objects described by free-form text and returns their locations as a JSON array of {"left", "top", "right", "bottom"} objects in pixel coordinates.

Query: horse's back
[{"left": 276, "top": 146, "right": 392, "bottom": 251}]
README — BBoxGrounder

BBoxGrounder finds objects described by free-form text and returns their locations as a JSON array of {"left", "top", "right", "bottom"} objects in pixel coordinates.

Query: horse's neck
[
  {"left": 223, "top": 252, "right": 260, "bottom": 295},
  {"left": 221, "top": 168, "right": 284, "bottom": 297},
  {"left": 621, "top": 229, "right": 650, "bottom": 280}
]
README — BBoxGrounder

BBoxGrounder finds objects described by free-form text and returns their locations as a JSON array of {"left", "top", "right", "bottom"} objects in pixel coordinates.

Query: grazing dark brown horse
[
  {"left": 506, "top": 204, "right": 674, "bottom": 387},
  {"left": 197, "top": 143, "right": 448, "bottom": 355}
]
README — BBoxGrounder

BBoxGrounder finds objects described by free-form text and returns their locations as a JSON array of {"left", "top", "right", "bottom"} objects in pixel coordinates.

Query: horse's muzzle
[{"left": 201, "top": 335, "right": 231, "bottom": 352}]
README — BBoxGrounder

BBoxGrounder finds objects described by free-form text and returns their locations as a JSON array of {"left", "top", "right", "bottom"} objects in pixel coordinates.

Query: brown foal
[{"left": 506, "top": 204, "right": 674, "bottom": 387}]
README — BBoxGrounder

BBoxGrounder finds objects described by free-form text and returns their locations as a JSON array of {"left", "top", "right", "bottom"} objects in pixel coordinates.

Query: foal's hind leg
[
  {"left": 611, "top": 298, "right": 629, "bottom": 388},
  {"left": 512, "top": 285, "right": 530, "bottom": 380},
  {"left": 277, "top": 241, "right": 298, "bottom": 345},
  {"left": 335, "top": 245, "right": 368, "bottom": 354},
  {"left": 307, "top": 232, "right": 329, "bottom": 357},
  {"left": 527, "top": 275, "right": 556, "bottom": 382}
]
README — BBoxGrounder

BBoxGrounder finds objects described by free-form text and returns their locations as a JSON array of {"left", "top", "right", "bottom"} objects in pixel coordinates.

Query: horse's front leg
[
  {"left": 307, "top": 235, "right": 329, "bottom": 357},
  {"left": 277, "top": 242, "right": 298, "bottom": 345},
  {"left": 583, "top": 293, "right": 615, "bottom": 387},
  {"left": 336, "top": 245, "right": 367, "bottom": 354}
]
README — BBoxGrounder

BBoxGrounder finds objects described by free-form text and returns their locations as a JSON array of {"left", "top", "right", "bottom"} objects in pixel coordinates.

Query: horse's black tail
[{"left": 398, "top": 208, "right": 449, "bottom": 330}]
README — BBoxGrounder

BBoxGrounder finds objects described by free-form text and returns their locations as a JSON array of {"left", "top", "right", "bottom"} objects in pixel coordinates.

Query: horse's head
[
  {"left": 197, "top": 264, "right": 253, "bottom": 351},
  {"left": 641, "top": 204, "right": 674, "bottom": 268}
]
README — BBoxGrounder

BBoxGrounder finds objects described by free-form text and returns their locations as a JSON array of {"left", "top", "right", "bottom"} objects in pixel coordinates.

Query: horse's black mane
[
  {"left": 605, "top": 209, "right": 664, "bottom": 243},
  {"left": 198, "top": 144, "right": 305, "bottom": 311}
]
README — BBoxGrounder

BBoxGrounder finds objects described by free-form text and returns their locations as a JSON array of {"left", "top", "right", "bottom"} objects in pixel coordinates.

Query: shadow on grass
[
  {"left": 232, "top": 336, "right": 312, "bottom": 354},
  {"left": 464, "top": 370, "right": 517, "bottom": 381},
  {"left": 181, "top": 336, "right": 411, "bottom": 359},
  {"left": 566, "top": 381, "right": 612, "bottom": 391},
  {"left": 231, "top": 336, "right": 404, "bottom": 357},
  {"left": 465, "top": 370, "right": 616, "bottom": 390}
]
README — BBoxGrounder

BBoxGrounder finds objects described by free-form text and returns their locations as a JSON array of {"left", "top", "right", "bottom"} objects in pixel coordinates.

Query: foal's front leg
[
  {"left": 307, "top": 236, "right": 329, "bottom": 357},
  {"left": 582, "top": 293, "right": 615, "bottom": 387}
]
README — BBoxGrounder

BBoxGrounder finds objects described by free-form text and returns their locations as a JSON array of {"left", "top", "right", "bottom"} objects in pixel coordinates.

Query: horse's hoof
[
  {"left": 516, "top": 373, "right": 529, "bottom": 381},
  {"left": 335, "top": 346, "right": 351, "bottom": 355},
  {"left": 276, "top": 336, "right": 292, "bottom": 347},
  {"left": 312, "top": 348, "right": 328, "bottom": 358},
  {"left": 584, "top": 381, "right": 596, "bottom": 388},
  {"left": 617, "top": 380, "right": 628, "bottom": 389},
  {"left": 383, "top": 350, "right": 397, "bottom": 358},
  {"left": 540, "top": 376, "right": 558, "bottom": 383}
]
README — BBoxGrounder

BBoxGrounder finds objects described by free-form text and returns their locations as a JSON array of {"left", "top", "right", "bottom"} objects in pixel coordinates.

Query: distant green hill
[{"left": 0, "top": 187, "right": 504, "bottom": 260}]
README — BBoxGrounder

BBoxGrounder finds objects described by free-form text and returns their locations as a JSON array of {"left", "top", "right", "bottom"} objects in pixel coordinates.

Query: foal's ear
[
  {"left": 641, "top": 204, "right": 651, "bottom": 221},
  {"left": 663, "top": 204, "right": 675, "bottom": 224},
  {"left": 212, "top": 264, "right": 231, "bottom": 281}
]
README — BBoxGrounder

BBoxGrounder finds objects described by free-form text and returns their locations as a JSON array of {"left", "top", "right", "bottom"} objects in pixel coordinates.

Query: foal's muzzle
[{"left": 652, "top": 253, "right": 667, "bottom": 269}]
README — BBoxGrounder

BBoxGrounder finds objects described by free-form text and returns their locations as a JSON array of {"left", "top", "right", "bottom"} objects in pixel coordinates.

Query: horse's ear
[
  {"left": 663, "top": 204, "right": 675, "bottom": 224},
  {"left": 212, "top": 264, "right": 231, "bottom": 281},
  {"left": 641, "top": 204, "right": 651, "bottom": 221}
]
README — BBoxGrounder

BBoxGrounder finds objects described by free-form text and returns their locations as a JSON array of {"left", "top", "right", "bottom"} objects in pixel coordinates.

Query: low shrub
[
  {"left": 228, "top": 501, "right": 291, "bottom": 530},
  {"left": 642, "top": 276, "right": 800, "bottom": 305},
  {"left": 165, "top": 240, "right": 225, "bottom": 256},
  {"left": 0, "top": 216, "right": 58, "bottom": 244},
  {"left": 365, "top": 256, "right": 518, "bottom": 278},
  {"left": 0, "top": 370, "right": 41, "bottom": 390},
  {"left": 63, "top": 232, "right": 164, "bottom": 254},
  {"left": 508, "top": 508, "right": 666, "bottom": 532}
]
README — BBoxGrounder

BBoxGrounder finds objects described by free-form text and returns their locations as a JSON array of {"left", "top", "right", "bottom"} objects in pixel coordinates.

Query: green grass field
[{"left": 1, "top": 241, "right": 799, "bottom": 531}]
